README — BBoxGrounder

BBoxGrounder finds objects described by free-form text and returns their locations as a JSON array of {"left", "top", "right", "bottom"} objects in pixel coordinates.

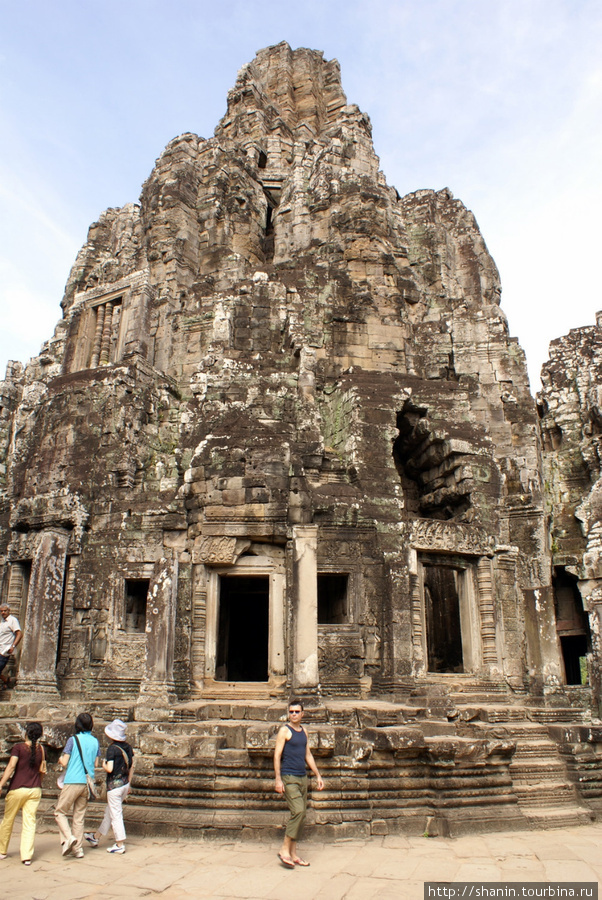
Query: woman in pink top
[{"left": 0, "top": 722, "right": 45, "bottom": 865}]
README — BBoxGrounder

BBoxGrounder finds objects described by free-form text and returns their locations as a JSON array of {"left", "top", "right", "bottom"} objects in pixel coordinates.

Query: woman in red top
[{"left": 0, "top": 721, "right": 44, "bottom": 865}]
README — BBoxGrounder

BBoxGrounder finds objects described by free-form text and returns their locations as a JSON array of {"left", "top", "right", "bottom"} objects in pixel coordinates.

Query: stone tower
[{"left": 1, "top": 43, "right": 598, "bottom": 836}]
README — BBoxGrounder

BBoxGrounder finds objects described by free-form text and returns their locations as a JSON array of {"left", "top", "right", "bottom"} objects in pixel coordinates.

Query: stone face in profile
[{"left": 0, "top": 42, "right": 598, "bottom": 836}]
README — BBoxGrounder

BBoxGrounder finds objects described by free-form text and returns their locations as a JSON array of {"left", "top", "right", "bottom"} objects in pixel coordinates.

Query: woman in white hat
[{"left": 84, "top": 719, "right": 133, "bottom": 854}]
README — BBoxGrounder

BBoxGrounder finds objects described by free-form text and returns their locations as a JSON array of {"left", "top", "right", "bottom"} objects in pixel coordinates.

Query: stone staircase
[
  {"left": 0, "top": 690, "right": 598, "bottom": 838},
  {"left": 507, "top": 722, "right": 592, "bottom": 827}
]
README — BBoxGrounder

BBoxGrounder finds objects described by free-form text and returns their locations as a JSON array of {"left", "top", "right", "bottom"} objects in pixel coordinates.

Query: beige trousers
[
  {"left": 54, "top": 783, "right": 88, "bottom": 852},
  {"left": 0, "top": 787, "right": 42, "bottom": 861}
]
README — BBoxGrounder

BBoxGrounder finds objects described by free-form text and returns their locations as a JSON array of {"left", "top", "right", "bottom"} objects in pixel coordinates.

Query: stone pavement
[{"left": 2, "top": 823, "right": 601, "bottom": 900}]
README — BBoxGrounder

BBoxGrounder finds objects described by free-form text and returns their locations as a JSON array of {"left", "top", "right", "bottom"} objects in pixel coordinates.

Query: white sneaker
[
  {"left": 107, "top": 844, "right": 125, "bottom": 854},
  {"left": 62, "top": 836, "right": 77, "bottom": 857}
]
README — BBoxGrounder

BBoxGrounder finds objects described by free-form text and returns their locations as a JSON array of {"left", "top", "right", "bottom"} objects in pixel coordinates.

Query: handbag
[
  {"left": 122, "top": 745, "right": 135, "bottom": 801},
  {"left": 74, "top": 735, "right": 98, "bottom": 800}
]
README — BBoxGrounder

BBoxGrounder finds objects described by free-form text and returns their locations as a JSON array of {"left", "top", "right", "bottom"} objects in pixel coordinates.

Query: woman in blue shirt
[{"left": 54, "top": 713, "right": 99, "bottom": 858}]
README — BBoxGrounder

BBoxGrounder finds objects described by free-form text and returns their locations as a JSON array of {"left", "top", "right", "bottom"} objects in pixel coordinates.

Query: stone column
[
  {"left": 292, "top": 525, "right": 319, "bottom": 692},
  {"left": 270, "top": 572, "right": 286, "bottom": 680},
  {"left": 588, "top": 598, "right": 602, "bottom": 714},
  {"left": 476, "top": 556, "right": 501, "bottom": 675},
  {"left": 409, "top": 550, "right": 426, "bottom": 677},
  {"left": 136, "top": 556, "right": 178, "bottom": 720},
  {"left": 16, "top": 529, "right": 70, "bottom": 696}
]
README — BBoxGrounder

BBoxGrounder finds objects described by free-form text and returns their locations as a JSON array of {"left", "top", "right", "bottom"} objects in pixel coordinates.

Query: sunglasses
[{"left": 289, "top": 709, "right": 302, "bottom": 714}]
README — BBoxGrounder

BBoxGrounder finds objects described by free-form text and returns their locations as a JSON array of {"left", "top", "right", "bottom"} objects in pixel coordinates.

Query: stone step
[
  {"left": 522, "top": 806, "right": 594, "bottom": 828},
  {"left": 513, "top": 782, "right": 578, "bottom": 805},
  {"left": 501, "top": 724, "right": 551, "bottom": 738},
  {"left": 527, "top": 708, "right": 590, "bottom": 723},
  {"left": 511, "top": 741, "right": 563, "bottom": 757},
  {"left": 510, "top": 766, "right": 567, "bottom": 781}
]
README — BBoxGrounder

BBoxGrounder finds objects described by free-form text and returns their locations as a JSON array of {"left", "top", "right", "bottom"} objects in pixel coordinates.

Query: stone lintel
[{"left": 410, "top": 518, "right": 494, "bottom": 557}]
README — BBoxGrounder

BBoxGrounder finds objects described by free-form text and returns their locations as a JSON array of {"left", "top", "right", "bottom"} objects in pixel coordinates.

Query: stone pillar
[
  {"left": 476, "top": 556, "right": 501, "bottom": 675},
  {"left": 494, "top": 547, "right": 526, "bottom": 689},
  {"left": 270, "top": 572, "right": 286, "bottom": 679},
  {"left": 292, "top": 525, "right": 319, "bottom": 692},
  {"left": 588, "top": 598, "right": 602, "bottom": 714},
  {"left": 407, "top": 549, "right": 426, "bottom": 676},
  {"left": 136, "top": 557, "right": 178, "bottom": 720},
  {"left": 16, "top": 529, "right": 70, "bottom": 696}
]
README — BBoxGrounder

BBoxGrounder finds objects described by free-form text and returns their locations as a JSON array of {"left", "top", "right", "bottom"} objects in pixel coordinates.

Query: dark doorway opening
[
  {"left": 216, "top": 575, "right": 269, "bottom": 681},
  {"left": 263, "top": 202, "right": 275, "bottom": 262},
  {"left": 318, "top": 574, "right": 349, "bottom": 624},
  {"left": 553, "top": 566, "right": 590, "bottom": 685},
  {"left": 560, "top": 635, "right": 589, "bottom": 685},
  {"left": 424, "top": 564, "right": 464, "bottom": 673},
  {"left": 125, "top": 579, "right": 149, "bottom": 633}
]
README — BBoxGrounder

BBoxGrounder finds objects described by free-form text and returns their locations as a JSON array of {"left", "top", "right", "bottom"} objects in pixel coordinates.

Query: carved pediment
[{"left": 410, "top": 518, "right": 494, "bottom": 557}]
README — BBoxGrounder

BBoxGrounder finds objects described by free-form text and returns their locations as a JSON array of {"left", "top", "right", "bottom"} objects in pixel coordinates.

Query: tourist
[
  {"left": 0, "top": 604, "right": 22, "bottom": 689},
  {"left": 274, "top": 698, "right": 324, "bottom": 868},
  {"left": 54, "top": 712, "right": 100, "bottom": 858},
  {"left": 0, "top": 721, "right": 45, "bottom": 865},
  {"left": 84, "top": 718, "right": 134, "bottom": 854}
]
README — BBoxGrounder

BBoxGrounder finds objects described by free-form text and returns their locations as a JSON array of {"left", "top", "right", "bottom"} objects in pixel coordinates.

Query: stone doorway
[
  {"left": 215, "top": 575, "right": 269, "bottom": 682},
  {"left": 424, "top": 563, "right": 464, "bottom": 673},
  {"left": 553, "top": 566, "right": 591, "bottom": 685}
]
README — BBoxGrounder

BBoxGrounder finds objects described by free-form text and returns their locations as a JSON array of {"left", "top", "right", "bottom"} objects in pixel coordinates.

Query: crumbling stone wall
[{"left": 539, "top": 313, "right": 602, "bottom": 702}]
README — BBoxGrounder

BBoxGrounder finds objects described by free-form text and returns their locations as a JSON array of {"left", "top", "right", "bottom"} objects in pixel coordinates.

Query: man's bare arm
[
  {"left": 304, "top": 731, "right": 324, "bottom": 790},
  {"left": 274, "top": 726, "right": 288, "bottom": 793},
  {"left": 8, "top": 629, "right": 22, "bottom": 653}
]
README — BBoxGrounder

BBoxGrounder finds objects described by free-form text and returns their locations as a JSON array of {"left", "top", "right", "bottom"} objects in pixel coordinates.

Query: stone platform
[{"left": 1, "top": 691, "right": 600, "bottom": 839}]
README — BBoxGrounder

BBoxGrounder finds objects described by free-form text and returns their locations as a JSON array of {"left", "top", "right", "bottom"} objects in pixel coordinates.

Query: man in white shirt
[{"left": 0, "top": 604, "right": 22, "bottom": 688}]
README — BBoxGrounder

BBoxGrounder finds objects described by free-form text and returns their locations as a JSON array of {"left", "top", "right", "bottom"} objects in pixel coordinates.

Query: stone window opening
[
  {"left": 318, "top": 574, "right": 349, "bottom": 624},
  {"left": 420, "top": 555, "right": 479, "bottom": 674},
  {"left": 258, "top": 150, "right": 267, "bottom": 169},
  {"left": 88, "top": 296, "right": 123, "bottom": 368},
  {"left": 124, "top": 579, "right": 149, "bottom": 633},
  {"left": 215, "top": 575, "right": 269, "bottom": 682},
  {"left": 553, "top": 566, "right": 591, "bottom": 685}
]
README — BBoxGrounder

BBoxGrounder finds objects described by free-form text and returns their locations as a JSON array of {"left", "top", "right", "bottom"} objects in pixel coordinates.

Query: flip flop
[
  {"left": 277, "top": 852, "right": 295, "bottom": 869},
  {"left": 294, "top": 857, "right": 310, "bottom": 866}
]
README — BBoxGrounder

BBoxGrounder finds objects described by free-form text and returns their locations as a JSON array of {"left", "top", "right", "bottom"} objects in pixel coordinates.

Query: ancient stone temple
[{"left": 1, "top": 42, "right": 601, "bottom": 836}]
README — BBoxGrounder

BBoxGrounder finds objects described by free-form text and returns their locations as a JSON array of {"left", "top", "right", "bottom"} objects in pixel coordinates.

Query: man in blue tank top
[{"left": 274, "top": 698, "right": 324, "bottom": 868}]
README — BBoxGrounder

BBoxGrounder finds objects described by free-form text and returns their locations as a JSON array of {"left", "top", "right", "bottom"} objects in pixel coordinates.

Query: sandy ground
[{"left": 1, "top": 822, "right": 601, "bottom": 900}]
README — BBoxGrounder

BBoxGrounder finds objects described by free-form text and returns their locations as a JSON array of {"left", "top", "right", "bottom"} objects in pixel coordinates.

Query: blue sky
[{"left": 1, "top": 0, "right": 601, "bottom": 389}]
